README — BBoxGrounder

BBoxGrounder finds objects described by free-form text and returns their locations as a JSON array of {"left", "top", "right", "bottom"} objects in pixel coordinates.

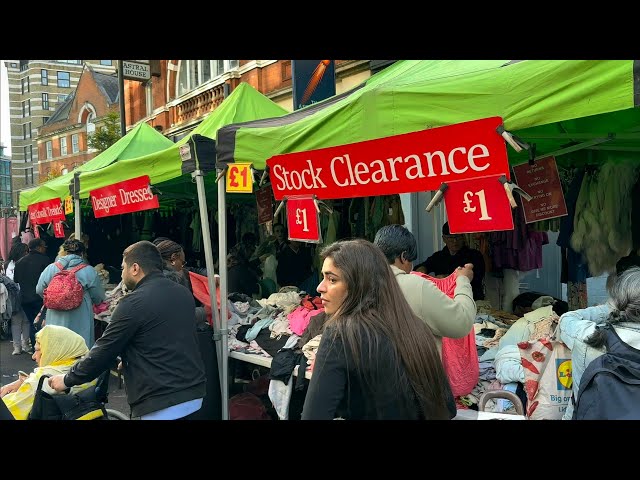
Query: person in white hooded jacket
[{"left": 558, "top": 266, "right": 640, "bottom": 419}]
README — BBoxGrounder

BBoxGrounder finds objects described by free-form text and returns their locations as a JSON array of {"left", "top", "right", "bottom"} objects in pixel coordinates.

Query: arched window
[
  {"left": 177, "top": 60, "right": 239, "bottom": 96},
  {"left": 86, "top": 112, "right": 96, "bottom": 153}
]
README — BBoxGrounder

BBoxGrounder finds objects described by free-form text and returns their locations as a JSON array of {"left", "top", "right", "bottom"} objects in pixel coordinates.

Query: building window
[
  {"left": 71, "top": 134, "right": 79, "bottom": 153},
  {"left": 177, "top": 60, "right": 239, "bottom": 96},
  {"left": 58, "top": 94, "right": 68, "bottom": 104},
  {"left": 145, "top": 79, "right": 153, "bottom": 116},
  {"left": 57, "top": 60, "right": 81, "bottom": 65},
  {"left": 41, "top": 69, "right": 48, "bottom": 85},
  {"left": 42, "top": 117, "right": 50, "bottom": 126},
  {"left": 46, "top": 141, "right": 53, "bottom": 159},
  {"left": 57, "top": 71, "right": 71, "bottom": 88},
  {"left": 23, "top": 123, "right": 31, "bottom": 139},
  {"left": 21, "top": 77, "right": 29, "bottom": 94},
  {"left": 29, "top": 145, "right": 33, "bottom": 162},
  {"left": 60, "top": 137, "right": 68, "bottom": 156},
  {"left": 42, "top": 93, "right": 49, "bottom": 110},
  {"left": 23, "top": 100, "right": 30, "bottom": 117},
  {"left": 23, "top": 146, "right": 29, "bottom": 162},
  {"left": 100, "top": 60, "right": 112, "bottom": 66}
]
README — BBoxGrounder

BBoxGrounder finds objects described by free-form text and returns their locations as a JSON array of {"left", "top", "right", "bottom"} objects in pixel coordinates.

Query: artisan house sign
[
  {"left": 266, "top": 117, "right": 510, "bottom": 201},
  {"left": 122, "top": 60, "right": 151, "bottom": 81}
]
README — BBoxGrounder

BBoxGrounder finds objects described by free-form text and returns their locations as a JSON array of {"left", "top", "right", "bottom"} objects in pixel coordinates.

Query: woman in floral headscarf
[{"left": 0, "top": 325, "right": 96, "bottom": 420}]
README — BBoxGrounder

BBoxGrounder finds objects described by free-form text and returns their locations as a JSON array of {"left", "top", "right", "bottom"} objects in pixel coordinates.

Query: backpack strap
[
  {"left": 69, "top": 263, "right": 89, "bottom": 274},
  {"left": 54, "top": 262, "right": 64, "bottom": 272}
]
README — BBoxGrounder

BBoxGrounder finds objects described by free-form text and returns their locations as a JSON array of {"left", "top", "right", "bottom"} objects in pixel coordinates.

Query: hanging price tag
[
  {"left": 444, "top": 174, "right": 514, "bottom": 234},
  {"left": 286, "top": 196, "right": 321, "bottom": 243},
  {"left": 226, "top": 163, "right": 253, "bottom": 193},
  {"left": 255, "top": 185, "right": 273, "bottom": 225},
  {"left": 53, "top": 221, "right": 65, "bottom": 238},
  {"left": 64, "top": 196, "right": 73, "bottom": 215},
  {"left": 32, "top": 224, "right": 40, "bottom": 238}
]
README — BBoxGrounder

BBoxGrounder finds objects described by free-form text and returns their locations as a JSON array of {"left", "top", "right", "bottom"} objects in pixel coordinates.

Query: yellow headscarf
[
  {"left": 2, "top": 325, "right": 90, "bottom": 419},
  {"left": 37, "top": 325, "right": 89, "bottom": 367}
]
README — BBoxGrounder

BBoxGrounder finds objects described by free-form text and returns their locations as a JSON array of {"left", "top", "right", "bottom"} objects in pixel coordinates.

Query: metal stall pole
[
  {"left": 191, "top": 168, "right": 227, "bottom": 420},
  {"left": 216, "top": 167, "right": 229, "bottom": 420},
  {"left": 73, "top": 172, "right": 81, "bottom": 239}
]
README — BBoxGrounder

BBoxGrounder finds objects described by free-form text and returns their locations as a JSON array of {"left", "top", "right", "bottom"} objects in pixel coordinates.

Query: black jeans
[{"left": 21, "top": 301, "right": 42, "bottom": 349}]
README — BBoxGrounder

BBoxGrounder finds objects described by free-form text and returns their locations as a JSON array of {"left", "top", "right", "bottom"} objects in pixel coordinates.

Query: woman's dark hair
[
  {"left": 155, "top": 240, "right": 183, "bottom": 265},
  {"left": 7, "top": 242, "right": 28, "bottom": 264},
  {"left": 61, "top": 238, "right": 85, "bottom": 255},
  {"left": 122, "top": 240, "right": 163, "bottom": 273},
  {"left": 152, "top": 236, "right": 171, "bottom": 246},
  {"left": 319, "top": 239, "right": 451, "bottom": 419},
  {"left": 586, "top": 266, "right": 640, "bottom": 348},
  {"left": 373, "top": 224, "right": 418, "bottom": 264}
]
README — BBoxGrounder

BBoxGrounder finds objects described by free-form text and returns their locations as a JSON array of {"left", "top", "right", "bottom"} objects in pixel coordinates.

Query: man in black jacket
[
  {"left": 48, "top": 240, "right": 206, "bottom": 420},
  {"left": 13, "top": 238, "right": 51, "bottom": 352}
]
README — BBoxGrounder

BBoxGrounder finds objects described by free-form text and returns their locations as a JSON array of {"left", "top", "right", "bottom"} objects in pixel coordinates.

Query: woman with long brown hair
[{"left": 301, "top": 239, "right": 456, "bottom": 420}]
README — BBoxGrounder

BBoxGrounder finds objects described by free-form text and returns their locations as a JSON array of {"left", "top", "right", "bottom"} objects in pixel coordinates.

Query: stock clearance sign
[
  {"left": 266, "top": 117, "right": 510, "bottom": 200},
  {"left": 90, "top": 175, "right": 159, "bottom": 218}
]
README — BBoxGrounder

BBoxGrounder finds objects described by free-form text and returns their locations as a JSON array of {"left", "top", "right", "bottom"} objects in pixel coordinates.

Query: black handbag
[{"left": 28, "top": 374, "right": 107, "bottom": 420}]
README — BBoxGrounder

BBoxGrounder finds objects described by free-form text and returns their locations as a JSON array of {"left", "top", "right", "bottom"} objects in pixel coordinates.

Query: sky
[{"left": 0, "top": 60, "right": 9, "bottom": 154}]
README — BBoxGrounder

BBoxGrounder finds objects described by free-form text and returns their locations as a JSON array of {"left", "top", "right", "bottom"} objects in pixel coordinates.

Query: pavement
[{"left": 1, "top": 337, "right": 131, "bottom": 419}]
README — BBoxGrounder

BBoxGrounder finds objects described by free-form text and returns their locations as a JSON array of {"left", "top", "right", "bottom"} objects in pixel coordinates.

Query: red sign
[
  {"left": 512, "top": 156, "right": 568, "bottom": 224},
  {"left": 267, "top": 117, "right": 510, "bottom": 201},
  {"left": 286, "top": 196, "right": 321, "bottom": 243},
  {"left": 90, "top": 175, "right": 159, "bottom": 218},
  {"left": 53, "top": 221, "right": 65, "bottom": 238},
  {"left": 28, "top": 198, "right": 66, "bottom": 225},
  {"left": 255, "top": 185, "right": 274, "bottom": 225},
  {"left": 444, "top": 174, "right": 514, "bottom": 234}
]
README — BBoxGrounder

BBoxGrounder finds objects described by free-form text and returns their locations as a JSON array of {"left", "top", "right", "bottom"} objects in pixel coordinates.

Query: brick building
[
  {"left": 3, "top": 60, "right": 116, "bottom": 204},
  {"left": 37, "top": 64, "right": 119, "bottom": 181}
]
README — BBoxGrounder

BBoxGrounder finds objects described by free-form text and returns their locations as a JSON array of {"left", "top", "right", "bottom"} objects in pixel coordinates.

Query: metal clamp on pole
[
  {"left": 426, "top": 183, "right": 448, "bottom": 212},
  {"left": 498, "top": 174, "right": 532, "bottom": 208},
  {"left": 259, "top": 168, "right": 269, "bottom": 187},
  {"left": 215, "top": 165, "right": 228, "bottom": 183},
  {"left": 273, "top": 198, "right": 287, "bottom": 219},
  {"left": 497, "top": 124, "right": 529, "bottom": 153},
  {"left": 317, "top": 200, "right": 333, "bottom": 214}
]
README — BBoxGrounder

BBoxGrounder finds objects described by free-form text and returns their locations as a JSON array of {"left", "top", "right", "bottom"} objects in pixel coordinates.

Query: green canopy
[
  {"left": 216, "top": 60, "right": 640, "bottom": 170},
  {"left": 19, "top": 122, "right": 174, "bottom": 210},
  {"left": 77, "top": 82, "right": 288, "bottom": 200}
]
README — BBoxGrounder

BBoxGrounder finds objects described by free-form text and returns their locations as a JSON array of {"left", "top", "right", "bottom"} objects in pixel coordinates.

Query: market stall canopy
[
  {"left": 77, "top": 82, "right": 289, "bottom": 200},
  {"left": 216, "top": 60, "right": 640, "bottom": 170},
  {"left": 19, "top": 122, "right": 174, "bottom": 211}
]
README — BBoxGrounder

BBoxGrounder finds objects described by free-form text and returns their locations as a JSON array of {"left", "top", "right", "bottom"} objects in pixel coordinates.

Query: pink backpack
[{"left": 43, "top": 262, "right": 88, "bottom": 311}]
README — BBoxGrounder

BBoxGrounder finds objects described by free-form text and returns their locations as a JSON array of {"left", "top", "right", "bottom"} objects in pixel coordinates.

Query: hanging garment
[{"left": 411, "top": 271, "right": 479, "bottom": 397}]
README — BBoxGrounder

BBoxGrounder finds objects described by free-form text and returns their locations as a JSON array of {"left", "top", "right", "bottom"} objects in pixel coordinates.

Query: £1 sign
[
  {"left": 286, "top": 196, "right": 321, "bottom": 243},
  {"left": 226, "top": 163, "right": 253, "bottom": 193},
  {"left": 444, "top": 174, "right": 514, "bottom": 234}
]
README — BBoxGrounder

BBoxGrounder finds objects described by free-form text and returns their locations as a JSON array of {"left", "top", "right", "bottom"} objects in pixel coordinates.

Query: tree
[
  {"left": 87, "top": 111, "right": 122, "bottom": 153},
  {"left": 40, "top": 164, "right": 64, "bottom": 184}
]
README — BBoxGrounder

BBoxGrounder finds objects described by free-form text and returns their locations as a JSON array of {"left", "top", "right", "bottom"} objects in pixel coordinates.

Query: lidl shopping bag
[{"left": 517, "top": 336, "right": 572, "bottom": 420}]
